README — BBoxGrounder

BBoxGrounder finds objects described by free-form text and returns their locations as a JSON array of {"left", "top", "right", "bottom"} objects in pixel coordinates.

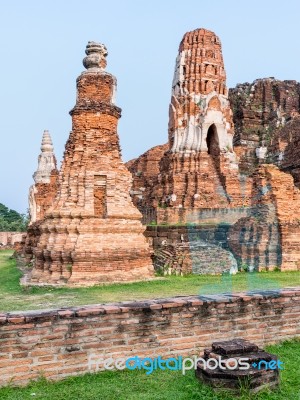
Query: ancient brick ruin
[
  {"left": 196, "top": 339, "right": 280, "bottom": 393},
  {"left": 0, "top": 232, "right": 24, "bottom": 249},
  {"left": 229, "top": 78, "right": 300, "bottom": 176},
  {"left": 226, "top": 78, "right": 300, "bottom": 270},
  {"left": 23, "top": 131, "right": 59, "bottom": 263},
  {"left": 28, "top": 130, "right": 58, "bottom": 225},
  {"left": 28, "top": 42, "right": 154, "bottom": 285},
  {"left": 126, "top": 143, "right": 168, "bottom": 223},
  {"left": 21, "top": 29, "right": 300, "bottom": 278},
  {"left": 127, "top": 28, "right": 300, "bottom": 272},
  {"left": 128, "top": 29, "right": 252, "bottom": 223},
  {"left": 229, "top": 164, "right": 300, "bottom": 271}
]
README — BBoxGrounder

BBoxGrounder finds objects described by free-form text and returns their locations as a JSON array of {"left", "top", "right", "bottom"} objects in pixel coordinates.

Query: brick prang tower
[{"left": 30, "top": 41, "right": 154, "bottom": 285}]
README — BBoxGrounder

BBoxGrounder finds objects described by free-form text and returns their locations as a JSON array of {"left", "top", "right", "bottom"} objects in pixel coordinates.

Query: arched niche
[
  {"left": 208, "top": 96, "right": 221, "bottom": 110},
  {"left": 206, "top": 124, "right": 220, "bottom": 157}
]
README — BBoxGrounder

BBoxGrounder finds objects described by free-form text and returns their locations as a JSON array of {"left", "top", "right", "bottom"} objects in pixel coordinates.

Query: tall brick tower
[
  {"left": 150, "top": 28, "right": 248, "bottom": 216},
  {"left": 169, "top": 28, "right": 232, "bottom": 152},
  {"left": 30, "top": 42, "right": 154, "bottom": 285}
]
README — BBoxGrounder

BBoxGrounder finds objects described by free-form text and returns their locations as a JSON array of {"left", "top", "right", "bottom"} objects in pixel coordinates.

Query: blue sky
[{"left": 1, "top": 0, "right": 300, "bottom": 213}]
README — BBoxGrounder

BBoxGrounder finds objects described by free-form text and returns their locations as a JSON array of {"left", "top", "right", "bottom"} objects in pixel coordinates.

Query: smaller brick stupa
[
  {"left": 23, "top": 130, "right": 59, "bottom": 263},
  {"left": 196, "top": 339, "right": 280, "bottom": 393},
  {"left": 28, "top": 130, "right": 58, "bottom": 224},
  {"left": 29, "top": 42, "right": 154, "bottom": 285}
]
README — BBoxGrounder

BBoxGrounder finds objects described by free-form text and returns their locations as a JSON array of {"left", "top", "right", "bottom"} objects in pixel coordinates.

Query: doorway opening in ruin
[
  {"left": 206, "top": 124, "right": 220, "bottom": 156},
  {"left": 94, "top": 175, "right": 107, "bottom": 218},
  {"left": 206, "top": 124, "right": 230, "bottom": 204}
]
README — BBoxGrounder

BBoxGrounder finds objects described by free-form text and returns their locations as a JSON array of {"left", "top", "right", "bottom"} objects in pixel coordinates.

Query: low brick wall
[
  {"left": 0, "top": 288, "right": 299, "bottom": 386},
  {"left": 0, "top": 232, "right": 24, "bottom": 248}
]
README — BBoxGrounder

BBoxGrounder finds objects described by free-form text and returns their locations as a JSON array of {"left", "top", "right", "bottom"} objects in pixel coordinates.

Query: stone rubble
[{"left": 196, "top": 338, "right": 280, "bottom": 393}]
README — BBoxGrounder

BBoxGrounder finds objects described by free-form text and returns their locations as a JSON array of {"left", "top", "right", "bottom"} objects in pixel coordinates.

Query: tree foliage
[{"left": 0, "top": 203, "right": 28, "bottom": 232}]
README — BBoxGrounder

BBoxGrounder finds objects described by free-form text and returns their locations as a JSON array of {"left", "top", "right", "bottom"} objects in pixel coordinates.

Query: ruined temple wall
[
  {"left": 0, "top": 289, "right": 299, "bottom": 386},
  {"left": 24, "top": 170, "right": 59, "bottom": 264},
  {"left": 145, "top": 224, "right": 235, "bottom": 274},
  {"left": 228, "top": 164, "right": 300, "bottom": 271},
  {"left": 259, "top": 165, "right": 300, "bottom": 271},
  {"left": 267, "top": 116, "right": 300, "bottom": 187},
  {"left": 145, "top": 224, "right": 232, "bottom": 249},
  {"left": 0, "top": 232, "right": 24, "bottom": 247},
  {"left": 229, "top": 78, "right": 300, "bottom": 175},
  {"left": 125, "top": 143, "right": 168, "bottom": 208}
]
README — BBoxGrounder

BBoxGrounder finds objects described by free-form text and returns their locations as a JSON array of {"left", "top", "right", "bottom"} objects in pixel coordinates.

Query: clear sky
[{"left": 1, "top": 0, "right": 300, "bottom": 213}]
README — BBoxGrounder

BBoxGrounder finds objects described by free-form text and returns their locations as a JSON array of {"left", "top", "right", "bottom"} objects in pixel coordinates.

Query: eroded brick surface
[
  {"left": 229, "top": 78, "right": 300, "bottom": 175},
  {"left": 0, "top": 232, "right": 24, "bottom": 248},
  {"left": 125, "top": 143, "right": 168, "bottom": 210},
  {"left": 228, "top": 165, "right": 300, "bottom": 270}
]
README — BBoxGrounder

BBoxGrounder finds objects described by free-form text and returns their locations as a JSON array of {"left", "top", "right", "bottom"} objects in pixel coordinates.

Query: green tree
[{"left": 0, "top": 203, "right": 28, "bottom": 232}]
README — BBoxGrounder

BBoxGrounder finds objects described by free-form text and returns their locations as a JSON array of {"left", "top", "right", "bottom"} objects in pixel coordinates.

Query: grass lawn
[
  {"left": 0, "top": 249, "right": 300, "bottom": 312},
  {"left": 0, "top": 339, "right": 299, "bottom": 399}
]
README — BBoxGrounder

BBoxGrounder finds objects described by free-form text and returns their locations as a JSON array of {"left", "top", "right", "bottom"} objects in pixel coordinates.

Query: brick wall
[
  {"left": 0, "top": 232, "right": 24, "bottom": 248},
  {"left": 0, "top": 288, "right": 299, "bottom": 386},
  {"left": 145, "top": 224, "right": 238, "bottom": 274},
  {"left": 156, "top": 207, "right": 250, "bottom": 225},
  {"left": 145, "top": 224, "right": 232, "bottom": 249}
]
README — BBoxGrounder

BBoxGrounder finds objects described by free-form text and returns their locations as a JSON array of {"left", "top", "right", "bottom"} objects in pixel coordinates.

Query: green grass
[
  {"left": 0, "top": 250, "right": 300, "bottom": 312},
  {"left": 0, "top": 339, "right": 299, "bottom": 399}
]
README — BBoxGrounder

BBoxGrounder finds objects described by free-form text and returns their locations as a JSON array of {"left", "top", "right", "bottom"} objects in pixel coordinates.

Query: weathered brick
[{"left": 24, "top": 41, "right": 154, "bottom": 286}]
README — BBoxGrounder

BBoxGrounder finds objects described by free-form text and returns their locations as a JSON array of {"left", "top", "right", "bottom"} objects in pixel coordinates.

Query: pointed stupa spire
[
  {"left": 33, "top": 130, "right": 57, "bottom": 184},
  {"left": 40, "top": 130, "right": 54, "bottom": 152}
]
